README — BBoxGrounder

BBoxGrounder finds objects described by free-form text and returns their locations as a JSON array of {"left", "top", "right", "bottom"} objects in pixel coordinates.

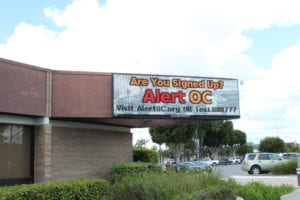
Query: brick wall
[
  {"left": 34, "top": 125, "right": 52, "bottom": 182},
  {"left": 34, "top": 123, "right": 132, "bottom": 183}
]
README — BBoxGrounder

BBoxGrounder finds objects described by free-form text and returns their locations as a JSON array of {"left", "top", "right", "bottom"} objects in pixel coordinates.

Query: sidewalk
[
  {"left": 230, "top": 175, "right": 298, "bottom": 187},
  {"left": 281, "top": 189, "right": 300, "bottom": 200},
  {"left": 230, "top": 175, "right": 300, "bottom": 200}
]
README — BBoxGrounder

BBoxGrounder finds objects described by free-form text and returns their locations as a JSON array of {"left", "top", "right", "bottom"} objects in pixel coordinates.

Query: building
[{"left": 0, "top": 57, "right": 240, "bottom": 185}]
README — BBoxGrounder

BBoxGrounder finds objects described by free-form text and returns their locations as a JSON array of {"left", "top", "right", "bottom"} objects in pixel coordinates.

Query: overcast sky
[{"left": 1, "top": 0, "right": 299, "bottom": 147}]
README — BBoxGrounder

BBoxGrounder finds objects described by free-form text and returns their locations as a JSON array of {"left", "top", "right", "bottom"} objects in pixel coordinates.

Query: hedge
[
  {"left": 133, "top": 148, "right": 159, "bottom": 163},
  {"left": 0, "top": 178, "right": 112, "bottom": 200},
  {"left": 109, "top": 162, "right": 162, "bottom": 184},
  {"left": 271, "top": 158, "right": 298, "bottom": 175}
]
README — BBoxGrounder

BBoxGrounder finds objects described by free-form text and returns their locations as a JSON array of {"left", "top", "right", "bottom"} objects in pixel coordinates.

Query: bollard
[{"left": 297, "top": 168, "right": 300, "bottom": 186}]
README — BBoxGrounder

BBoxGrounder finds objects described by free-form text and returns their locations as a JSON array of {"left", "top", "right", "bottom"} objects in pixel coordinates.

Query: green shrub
[
  {"left": 176, "top": 185, "right": 236, "bottom": 200},
  {"left": 0, "top": 178, "right": 112, "bottom": 200},
  {"left": 109, "top": 162, "right": 162, "bottom": 184},
  {"left": 228, "top": 179, "right": 294, "bottom": 200},
  {"left": 133, "top": 148, "right": 159, "bottom": 163},
  {"left": 271, "top": 158, "right": 297, "bottom": 174},
  {"left": 111, "top": 171, "right": 235, "bottom": 200}
]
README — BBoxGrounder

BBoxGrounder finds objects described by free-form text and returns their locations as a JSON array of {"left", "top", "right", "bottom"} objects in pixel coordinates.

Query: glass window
[
  {"left": 0, "top": 125, "right": 32, "bottom": 182},
  {"left": 269, "top": 154, "right": 279, "bottom": 160},
  {"left": 247, "top": 154, "right": 256, "bottom": 160},
  {"left": 258, "top": 154, "right": 269, "bottom": 160},
  {"left": 0, "top": 125, "right": 24, "bottom": 144}
]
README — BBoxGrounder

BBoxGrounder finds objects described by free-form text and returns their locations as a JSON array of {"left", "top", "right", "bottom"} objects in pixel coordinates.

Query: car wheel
[{"left": 250, "top": 165, "right": 261, "bottom": 175}]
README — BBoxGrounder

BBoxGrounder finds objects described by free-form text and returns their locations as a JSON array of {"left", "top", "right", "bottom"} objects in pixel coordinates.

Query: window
[
  {"left": 258, "top": 154, "right": 269, "bottom": 160},
  {"left": 0, "top": 125, "right": 24, "bottom": 144},
  {"left": 0, "top": 125, "right": 33, "bottom": 185},
  {"left": 247, "top": 154, "right": 256, "bottom": 160},
  {"left": 268, "top": 154, "right": 279, "bottom": 160}
]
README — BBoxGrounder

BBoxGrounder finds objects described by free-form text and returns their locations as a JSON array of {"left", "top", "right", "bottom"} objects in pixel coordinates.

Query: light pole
[{"left": 297, "top": 154, "right": 300, "bottom": 186}]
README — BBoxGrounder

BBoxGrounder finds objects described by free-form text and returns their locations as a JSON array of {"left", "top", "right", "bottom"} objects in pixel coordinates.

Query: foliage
[
  {"left": 150, "top": 120, "right": 247, "bottom": 160},
  {"left": 150, "top": 124, "right": 194, "bottom": 160},
  {"left": 133, "top": 147, "right": 159, "bottom": 163},
  {"left": 230, "top": 130, "right": 246, "bottom": 146},
  {"left": 236, "top": 144, "right": 253, "bottom": 156},
  {"left": 0, "top": 178, "right": 112, "bottom": 200},
  {"left": 176, "top": 185, "right": 236, "bottom": 200},
  {"left": 259, "top": 137, "right": 285, "bottom": 153},
  {"left": 271, "top": 158, "right": 297, "bottom": 175},
  {"left": 109, "top": 162, "right": 162, "bottom": 184},
  {"left": 111, "top": 171, "right": 235, "bottom": 200},
  {"left": 227, "top": 179, "right": 294, "bottom": 200},
  {"left": 111, "top": 168, "right": 294, "bottom": 200},
  {"left": 285, "top": 143, "right": 300, "bottom": 152},
  {"left": 134, "top": 139, "right": 149, "bottom": 148},
  {"left": 189, "top": 121, "right": 214, "bottom": 158},
  {"left": 202, "top": 121, "right": 226, "bottom": 147},
  {"left": 158, "top": 148, "right": 172, "bottom": 160},
  {"left": 149, "top": 126, "right": 168, "bottom": 145},
  {"left": 150, "top": 124, "right": 193, "bottom": 145}
]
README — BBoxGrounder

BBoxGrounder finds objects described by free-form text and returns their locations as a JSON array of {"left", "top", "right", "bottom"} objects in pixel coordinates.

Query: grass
[
  {"left": 227, "top": 179, "right": 294, "bottom": 200},
  {"left": 111, "top": 170, "right": 235, "bottom": 200},
  {"left": 111, "top": 169, "right": 295, "bottom": 200}
]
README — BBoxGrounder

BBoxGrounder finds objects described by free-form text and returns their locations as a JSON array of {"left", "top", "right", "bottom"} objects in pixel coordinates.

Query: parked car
[
  {"left": 191, "top": 161, "right": 213, "bottom": 170},
  {"left": 242, "top": 153, "right": 286, "bottom": 174},
  {"left": 218, "top": 159, "right": 232, "bottom": 165},
  {"left": 159, "top": 162, "right": 166, "bottom": 171},
  {"left": 281, "top": 152, "right": 300, "bottom": 160},
  {"left": 178, "top": 162, "right": 203, "bottom": 170},
  {"left": 228, "top": 157, "right": 242, "bottom": 164},
  {"left": 201, "top": 158, "right": 219, "bottom": 166}
]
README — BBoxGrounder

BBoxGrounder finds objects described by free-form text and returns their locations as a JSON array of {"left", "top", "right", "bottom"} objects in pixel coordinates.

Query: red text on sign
[{"left": 142, "top": 89, "right": 186, "bottom": 104}]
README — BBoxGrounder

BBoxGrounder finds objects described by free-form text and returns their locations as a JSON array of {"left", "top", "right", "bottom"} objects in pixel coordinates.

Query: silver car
[{"left": 242, "top": 153, "right": 285, "bottom": 174}]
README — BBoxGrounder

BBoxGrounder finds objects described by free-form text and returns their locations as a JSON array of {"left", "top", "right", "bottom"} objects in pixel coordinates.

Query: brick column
[{"left": 34, "top": 124, "right": 52, "bottom": 183}]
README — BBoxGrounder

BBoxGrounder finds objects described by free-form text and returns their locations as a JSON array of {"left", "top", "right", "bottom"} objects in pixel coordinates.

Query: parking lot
[
  {"left": 215, "top": 164, "right": 299, "bottom": 188},
  {"left": 215, "top": 163, "right": 247, "bottom": 178}
]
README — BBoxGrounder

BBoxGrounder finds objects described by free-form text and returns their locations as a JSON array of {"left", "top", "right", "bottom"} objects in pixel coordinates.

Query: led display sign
[{"left": 113, "top": 74, "right": 240, "bottom": 118}]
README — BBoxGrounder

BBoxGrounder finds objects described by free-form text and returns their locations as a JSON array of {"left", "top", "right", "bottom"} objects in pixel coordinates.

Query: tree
[
  {"left": 133, "top": 147, "right": 159, "bottom": 163},
  {"left": 202, "top": 122, "right": 221, "bottom": 147},
  {"left": 150, "top": 126, "right": 168, "bottom": 161},
  {"left": 189, "top": 122, "right": 212, "bottom": 160},
  {"left": 236, "top": 144, "right": 253, "bottom": 156},
  {"left": 134, "top": 139, "right": 149, "bottom": 148},
  {"left": 149, "top": 126, "right": 167, "bottom": 146},
  {"left": 228, "top": 130, "right": 246, "bottom": 146},
  {"left": 150, "top": 124, "right": 193, "bottom": 161},
  {"left": 150, "top": 120, "right": 248, "bottom": 160},
  {"left": 226, "top": 129, "right": 246, "bottom": 156},
  {"left": 285, "top": 143, "right": 299, "bottom": 152},
  {"left": 202, "top": 120, "right": 235, "bottom": 158},
  {"left": 259, "top": 136, "right": 285, "bottom": 153}
]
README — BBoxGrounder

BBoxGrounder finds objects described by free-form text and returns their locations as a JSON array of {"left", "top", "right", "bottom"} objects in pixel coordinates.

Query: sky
[{"left": 1, "top": 0, "right": 299, "bottom": 147}]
